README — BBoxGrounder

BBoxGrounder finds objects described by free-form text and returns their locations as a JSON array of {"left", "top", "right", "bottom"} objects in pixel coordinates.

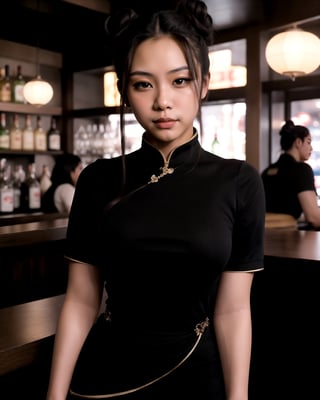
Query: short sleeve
[
  {"left": 226, "top": 162, "right": 265, "bottom": 272},
  {"left": 64, "top": 158, "right": 123, "bottom": 265},
  {"left": 295, "top": 163, "right": 316, "bottom": 193}
]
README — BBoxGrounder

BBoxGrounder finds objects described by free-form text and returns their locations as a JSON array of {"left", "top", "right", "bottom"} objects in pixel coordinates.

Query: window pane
[
  {"left": 200, "top": 102, "right": 246, "bottom": 160},
  {"left": 209, "top": 39, "right": 247, "bottom": 89}
]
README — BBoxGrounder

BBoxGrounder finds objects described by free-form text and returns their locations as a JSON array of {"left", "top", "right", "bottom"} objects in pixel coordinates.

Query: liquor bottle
[
  {"left": 10, "top": 114, "right": 23, "bottom": 150},
  {"left": 0, "top": 158, "right": 14, "bottom": 214},
  {"left": 21, "top": 163, "right": 41, "bottom": 212},
  {"left": 12, "top": 164, "right": 26, "bottom": 211},
  {"left": 12, "top": 65, "right": 26, "bottom": 104},
  {"left": 0, "top": 64, "right": 12, "bottom": 102},
  {"left": 0, "top": 112, "right": 10, "bottom": 150},
  {"left": 211, "top": 133, "right": 223, "bottom": 157},
  {"left": 34, "top": 116, "right": 47, "bottom": 151},
  {"left": 47, "top": 117, "right": 61, "bottom": 151},
  {"left": 22, "top": 114, "right": 34, "bottom": 151}
]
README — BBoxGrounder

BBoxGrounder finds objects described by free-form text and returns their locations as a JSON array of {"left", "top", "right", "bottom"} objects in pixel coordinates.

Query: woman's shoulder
[
  {"left": 201, "top": 148, "right": 257, "bottom": 173},
  {"left": 79, "top": 157, "right": 124, "bottom": 181},
  {"left": 55, "top": 182, "right": 74, "bottom": 194}
]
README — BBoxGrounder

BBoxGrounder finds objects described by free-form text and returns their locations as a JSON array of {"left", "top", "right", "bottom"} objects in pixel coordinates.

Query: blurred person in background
[
  {"left": 262, "top": 120, "right": 320, "bottom": 229},
  {"left": 41, "top": 153, "right": 83, "bottom": 215}
]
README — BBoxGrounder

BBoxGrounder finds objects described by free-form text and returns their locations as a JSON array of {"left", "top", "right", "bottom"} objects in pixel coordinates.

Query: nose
[{"left": 153, "top": 85, "right": 172, "bottom": 110}]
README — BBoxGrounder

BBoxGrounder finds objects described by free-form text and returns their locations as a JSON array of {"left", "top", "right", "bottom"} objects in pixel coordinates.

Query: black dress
[{"left": 66, "top": 132, "right": 265, "bottom": 399}]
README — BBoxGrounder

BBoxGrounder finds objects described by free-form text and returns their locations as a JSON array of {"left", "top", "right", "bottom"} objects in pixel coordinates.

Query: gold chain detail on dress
[
  {"left": 149, "top": 165, "right": 174, "bottom": 184},
  {"left": 69, "top": 317, "right": 209, "bottom": 399},
  {"left": 194, "top": 317, "right": 209, "bottom": 336}
]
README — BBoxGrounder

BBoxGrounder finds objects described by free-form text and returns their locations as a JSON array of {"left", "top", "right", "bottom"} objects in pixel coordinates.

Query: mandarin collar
[{"left": 139, "top": 130, "right": 202, "bottom": 171}]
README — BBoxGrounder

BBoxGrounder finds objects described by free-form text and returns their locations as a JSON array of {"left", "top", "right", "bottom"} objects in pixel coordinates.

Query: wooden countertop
[
  {"left": 264, "top": 228, "right": 320, "bottom": 261},
  {"left": 1, "top": 215, "right": 320, "bottom": 262},
  {"left": 0, "top": 218, "right": 68, "bottom": 248}
]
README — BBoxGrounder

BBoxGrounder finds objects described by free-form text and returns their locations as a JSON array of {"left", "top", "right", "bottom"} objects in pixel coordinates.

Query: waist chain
[{"left": 69, "top": 317, "right": 209, "bottom": 399}]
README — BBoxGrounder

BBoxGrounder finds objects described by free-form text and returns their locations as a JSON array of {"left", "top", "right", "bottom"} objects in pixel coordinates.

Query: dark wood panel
[
  {"left": 0, "top": 240, "right": 68, "bottom": 308},
  {"left": 0, "top": 295, "right": 64, "bottom": 375},
  {"left": 250, "top": 228, "right": 320, "bottom": 398}
]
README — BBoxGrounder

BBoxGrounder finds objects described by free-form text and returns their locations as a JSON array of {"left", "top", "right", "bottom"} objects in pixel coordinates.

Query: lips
[{"left": 153, "top": 118, "right": 176, "bottom": 129}]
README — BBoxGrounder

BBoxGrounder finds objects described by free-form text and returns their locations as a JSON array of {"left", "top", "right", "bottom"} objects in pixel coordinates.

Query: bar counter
[
  {"left": 251, "top": 228, "right": 320, "bottom": 399},
  {"left": 0, "top": 215, "right": 69, "bottom": 308},
  {"left": 1, "top": 216, "right": 320, "bottom": 260},
  {"left": 264, "top": 227, "right": 320, "bottom": 261},
  {"left": 0, "top": 217, "right": 68, "bottom": 248}
]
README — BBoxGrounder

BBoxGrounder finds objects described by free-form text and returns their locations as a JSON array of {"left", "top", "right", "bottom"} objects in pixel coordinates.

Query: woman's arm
[
  {"left": 46, "top": 261, "right": 104, "bottom": 400},
  {"left": 298, "top": 190, "right": 320, "bottom": 228},
  {"left": 213, "top": 271, "right": 254, "bottom": 400}
]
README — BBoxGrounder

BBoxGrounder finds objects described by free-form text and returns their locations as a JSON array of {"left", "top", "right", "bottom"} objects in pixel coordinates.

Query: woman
[
  {"left": 41, "top": 153, "right": 83, "bottom": 215},
  {"left": 261, "top": 120, "right": 320, "bottom": 229},
  {"left": 46, "top": 1, "right": 265, "bottom": 399}
]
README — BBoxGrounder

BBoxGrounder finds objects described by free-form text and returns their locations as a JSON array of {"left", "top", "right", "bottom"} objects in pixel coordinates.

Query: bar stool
[{"left": 265, "top": 213, "right": 297, "bottom": 229}]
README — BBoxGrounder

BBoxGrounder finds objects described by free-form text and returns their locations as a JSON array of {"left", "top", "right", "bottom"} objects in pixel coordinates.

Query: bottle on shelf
[
  {"left": 10, "top": 114, "right": 23, "bottom": 151},
  {"left": 47, "top": 117, "right": 61, "bottom": 151},
  {"left": 211, "top": 132, "right": 223, "bottom": 157},
  {"left": 0, "top": 112, "right": 10, "bottom": 150},
  {"left": 0, "top": 158, "right": 14, "bottom": 214},
  {"left": 12, "top": 65, "right": 26, "bottom": 104},
  {"left": 12, "top": 164, "right": 26, "bottom": 211},
  {"left": 34, "top": 115, "right": 47, "bottom": 151},
  {"left": 0, "top": 64, "right": 12, "bottom": 103},
  {"left": 22, "top": 114, "right": 34, "bottom": 151},
  {"left": 21, "top": 163, "right": 41, "bottom": 212}
]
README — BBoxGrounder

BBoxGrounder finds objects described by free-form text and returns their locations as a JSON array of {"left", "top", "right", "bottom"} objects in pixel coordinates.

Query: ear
[
  {"left": 201, "top": 72, "right": 210, "bottom": 100},
  {"left": 295, "top": 137, "right": 303, "bottom": 148}
]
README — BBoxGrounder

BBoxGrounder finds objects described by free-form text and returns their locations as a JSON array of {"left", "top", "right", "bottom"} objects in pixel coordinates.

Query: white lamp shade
[
  {"left": 23, "top": 75, "right": 54, "bottom": 106},
  {"left": 265, "top": 28, "right": 320, "bottom": 79}
]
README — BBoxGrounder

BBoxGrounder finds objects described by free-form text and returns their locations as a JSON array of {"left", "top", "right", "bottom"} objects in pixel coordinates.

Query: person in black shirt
[
  {"left": 261, "top": 120, "right": 320, "bottom": 228},
  {"left": 46, "top": 2, "right": 265, "bottom": 399}
]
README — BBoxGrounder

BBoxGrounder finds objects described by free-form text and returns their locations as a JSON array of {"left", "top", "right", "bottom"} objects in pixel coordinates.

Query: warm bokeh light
[
  {"left": 209, "top": 49, "right": 247, "bottom": 89},
  {"left": 104, "top": 71, "right": 120, "bottom": 107}
]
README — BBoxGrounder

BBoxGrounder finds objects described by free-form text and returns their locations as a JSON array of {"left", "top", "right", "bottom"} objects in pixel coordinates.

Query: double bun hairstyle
[
  {"left": 104, "top": 0, "right": 215, "bottom": 191},
  {"left": 105, "top": 0, "right": 215, "bottom": 105}
]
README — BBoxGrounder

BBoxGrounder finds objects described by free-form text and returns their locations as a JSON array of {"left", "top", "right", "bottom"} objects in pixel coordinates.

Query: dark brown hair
[
  {"left": 105, "top": 0, "right": 214, "bottom": 190},
  {"left": 279, "top": 120, "right": 310, "bottom": 151}
]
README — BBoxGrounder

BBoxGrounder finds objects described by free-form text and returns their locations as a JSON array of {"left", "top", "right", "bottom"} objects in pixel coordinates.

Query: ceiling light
[
  {"left": 23, "top": 0, "right": 54, "bottom": 106},
  {"left": 265, "top": 27, "right": 320, "bottom": 80}
]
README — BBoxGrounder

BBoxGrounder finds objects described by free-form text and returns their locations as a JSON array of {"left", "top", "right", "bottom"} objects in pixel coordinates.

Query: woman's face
[
  {"left": 127, "top": 36, "right": 209, "bottom": 158},
  {"left": 297, "top": 134, "right": 313, "bottom": 161}
]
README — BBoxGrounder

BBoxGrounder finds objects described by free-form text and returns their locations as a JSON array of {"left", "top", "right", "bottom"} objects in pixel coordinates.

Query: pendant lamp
[
  {"left": 23, "top": 74, "right": 54, "bottom": 106},
  {"left": 265, "top": 27, "right": 320, "bottom": 80},
  {"left": 23, "top": 0, "right": 54, "bottom": 106}
]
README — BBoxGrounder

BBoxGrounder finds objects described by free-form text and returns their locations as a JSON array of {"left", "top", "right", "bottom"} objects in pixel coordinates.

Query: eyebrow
[{"left": 129, "top": 65, "right": 189, "bottom": 77}]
